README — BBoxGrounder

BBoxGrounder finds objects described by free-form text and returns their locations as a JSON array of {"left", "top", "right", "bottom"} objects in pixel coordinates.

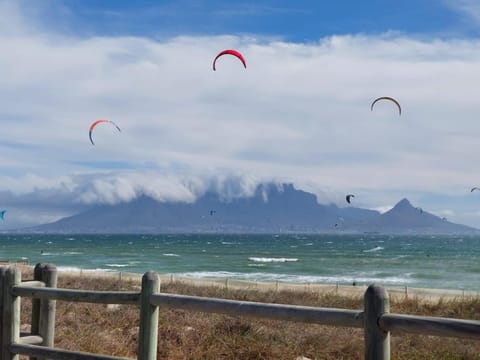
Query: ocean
[{"left": 0, "top": 233, "right": 478, "bottom": 291}]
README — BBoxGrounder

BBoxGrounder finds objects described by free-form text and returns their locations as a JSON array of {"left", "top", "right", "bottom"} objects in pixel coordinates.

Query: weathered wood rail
[{"left": 0, "top": 263, "right": 479, "bottom": 360}]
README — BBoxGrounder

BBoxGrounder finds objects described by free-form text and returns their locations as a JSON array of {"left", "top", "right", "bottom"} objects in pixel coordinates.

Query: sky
[{"left": 2, "top": 0, "right": 480, "bottom": 228}]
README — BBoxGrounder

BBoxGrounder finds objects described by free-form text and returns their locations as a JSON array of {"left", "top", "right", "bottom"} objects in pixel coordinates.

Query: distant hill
[
  {"left": 361, "top": 198, "right": 473, "bottom": 234},
  {"left": 23, "top": 183, "right": 478, "bottom": 234}
]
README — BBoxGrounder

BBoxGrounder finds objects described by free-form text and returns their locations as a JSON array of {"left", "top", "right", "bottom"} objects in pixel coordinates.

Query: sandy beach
[{"left": 11, "top": 263, "right": 479, "bottom": 303}]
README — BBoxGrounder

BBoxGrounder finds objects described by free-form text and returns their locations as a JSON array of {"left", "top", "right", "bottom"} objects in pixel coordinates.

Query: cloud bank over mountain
[
  {"left": 27, "top": 184, "right": 477, "bottom": 235},
  {"left": 2, "top": 1, "right": 480, "bottom": 228}
]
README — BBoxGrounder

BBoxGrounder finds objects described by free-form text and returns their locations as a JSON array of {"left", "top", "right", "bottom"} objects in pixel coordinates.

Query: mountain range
[{"left": 23, "top": 183, "right": 478, "bottom": 234}]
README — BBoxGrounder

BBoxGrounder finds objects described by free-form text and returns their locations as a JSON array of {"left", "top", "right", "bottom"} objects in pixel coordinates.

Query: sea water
[{"left": 0, "top": 233, "right": 478, "bottom": 291}]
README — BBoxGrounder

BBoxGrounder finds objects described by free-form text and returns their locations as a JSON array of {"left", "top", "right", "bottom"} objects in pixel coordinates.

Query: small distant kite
[
  {"left": 209, "top": 210, "right": 216, "bottom": 216},
  {"left": 334, "top": 217, "right": 344, "bottom": 228},
  {"left": 371, "top": 96, "right": 402, "bottom": 116},
  {"left": 89, "top": 119, "right": 121, "bottom": 145},
  {"left": 213, "top": 49, "right": 246, "bottom": 71},
  {"left": 0, "top": 210, "right": 6, "bottom": 220},
  {"left": 471, "top": 187, "right": 480, "bottom": 192},
  {"left": 346, "top": 194, "right": 355, "bottom": 204}
]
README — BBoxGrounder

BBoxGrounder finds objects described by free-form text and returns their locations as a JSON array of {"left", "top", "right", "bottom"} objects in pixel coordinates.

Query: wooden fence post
[
  {"left": 31, "top": 264, "right": 44, "bottom": 334},
  {"left": 2, "top": 266, "right": 20, "bottom": 360},
  {"left": 0, "top": 266, "right": 7, "bottom": 355},
  {"left": 38, "top": 264, "right": 57, "bottom": 358},
  {"left": 364, "top": 284, "right": 390, "bottom": 360},
  {"left": 138, "top": 271, "right": 160, "bottom": 360},
  {"left": 31, "top": 263, "right": 45, "bottom": 360}
]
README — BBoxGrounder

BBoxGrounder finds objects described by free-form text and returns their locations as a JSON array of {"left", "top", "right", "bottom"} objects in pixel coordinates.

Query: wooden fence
[{"left": 0, "top": 263, "right": 479, "bottom": 360}]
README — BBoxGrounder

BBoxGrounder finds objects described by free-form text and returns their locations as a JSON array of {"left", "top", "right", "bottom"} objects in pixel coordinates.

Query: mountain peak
[
  {"left": 392, "top": 198, "right": 413, "bottom": 210},
  {"left": 23, "top": 185, "right": 478, "bottom": 234}
]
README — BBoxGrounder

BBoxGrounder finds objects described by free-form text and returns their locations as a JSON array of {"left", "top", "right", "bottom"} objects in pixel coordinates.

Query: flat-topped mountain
[{"left": 23, "top": 184, "right": 477, "bottom": 234}]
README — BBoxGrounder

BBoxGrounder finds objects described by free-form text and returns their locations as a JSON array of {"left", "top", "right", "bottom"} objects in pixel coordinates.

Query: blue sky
[
  {"left": 25, "top": 0, "right": 480, "bottom": 39},
  {"left": 3, "top": 0, "right": 480, "bottom": 228}
]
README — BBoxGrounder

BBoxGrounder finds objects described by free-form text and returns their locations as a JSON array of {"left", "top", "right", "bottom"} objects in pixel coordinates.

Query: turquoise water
[{"left": 0, "top": 234, "right": 478, "bottom": 291}]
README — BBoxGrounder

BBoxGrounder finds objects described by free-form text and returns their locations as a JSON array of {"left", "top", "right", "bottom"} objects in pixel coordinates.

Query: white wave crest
[
  {"left": 248, "top": 257, "right": 298, "bottom": 263},
  {"left": 106, "top": 264, "right": 129, "bottom": 267},
  {"left": 56, "top": 266, "right": 115, "bottom": 273},
  {"left": 177, "top": 271, "right": 415, "bottom": 285},
  {"left": 363, "top": 246, "right": 384, "bottom": 253}
]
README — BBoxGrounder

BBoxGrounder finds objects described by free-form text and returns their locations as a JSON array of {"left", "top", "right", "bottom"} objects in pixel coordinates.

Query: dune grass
[{"left": 16, "top": 270, "right": 480, "bottom": 360}]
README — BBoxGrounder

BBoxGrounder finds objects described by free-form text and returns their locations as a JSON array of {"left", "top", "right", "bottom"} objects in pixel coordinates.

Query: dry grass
[{"left": 16, "top": 269, "right": 480, "bottom": 360}]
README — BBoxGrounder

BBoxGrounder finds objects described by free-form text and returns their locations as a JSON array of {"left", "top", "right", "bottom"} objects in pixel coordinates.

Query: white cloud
[
  {"left": 2, "top": 1, "right": 480, "bottom": 226},
  {"left": 446, "top": 0, "right": 480, "bottom": 23},
  {"left": 371, "top": 205, "right": 393, "bottom": 214},
  {"left": 438, "top": 209, "right": 455, "bottom": 217}
]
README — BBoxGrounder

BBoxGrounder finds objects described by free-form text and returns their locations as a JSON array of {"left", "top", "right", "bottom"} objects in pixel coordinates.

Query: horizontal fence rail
[
  {"left": 380, "top": 313, "right": 480, "bottom": 340},
  {"left": 12, "top": 285, "right": 141, "bottom": 305},
  {"left": 11, "top": 343, "right": 132, "bottom": 360},
  {"left": 0, "top": 263, "right": 479, "bottom": 360},
  {"left": 18, "top": 335, "right": 43, "bottom": 345},
  {"left": 151, "top": 293, "right": 365, "bottom": 328}
]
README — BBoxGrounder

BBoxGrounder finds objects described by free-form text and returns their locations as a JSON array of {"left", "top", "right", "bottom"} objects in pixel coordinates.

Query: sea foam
[
  {"left": 363, "top": 246, "right": 384, "bottom": 252},
  {"left": 105, "top": 264, "right": 129, "bottom": 268},
  {"left": 248, "top": 257, "right": 298, "bottom": 263},
  {"left": 177, "top": 271, "right": 415, "bottom": 285}
]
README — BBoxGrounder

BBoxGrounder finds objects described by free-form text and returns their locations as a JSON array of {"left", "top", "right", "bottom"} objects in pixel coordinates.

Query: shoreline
[{"left": 10, "top": 263, "right": 479, "bottom": 302}]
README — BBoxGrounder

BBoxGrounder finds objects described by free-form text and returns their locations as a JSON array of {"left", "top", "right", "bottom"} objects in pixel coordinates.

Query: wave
[
  {"left": 163, "top": 253, "right": 180, "bottom": 257},
  {"left": 248, "top": 257, "right": 298, "bottom": 263},
  {"left": 363, "top": 246, "right": 384, "bottom": 253},
  {"left": 391, "top": 255, "right": 409, "bottom": 260},
  {"left": 56, "top": 266, "right": 115, "bottom": 273},
  {"left": 177, "top": 271, "right": 415, "bottom": 285},
  {"left": 64, "top": 251, "right": 83, "bottom": 255},
  {"left": 105, "top": 264, "right": 129, "bottom": 268}
]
